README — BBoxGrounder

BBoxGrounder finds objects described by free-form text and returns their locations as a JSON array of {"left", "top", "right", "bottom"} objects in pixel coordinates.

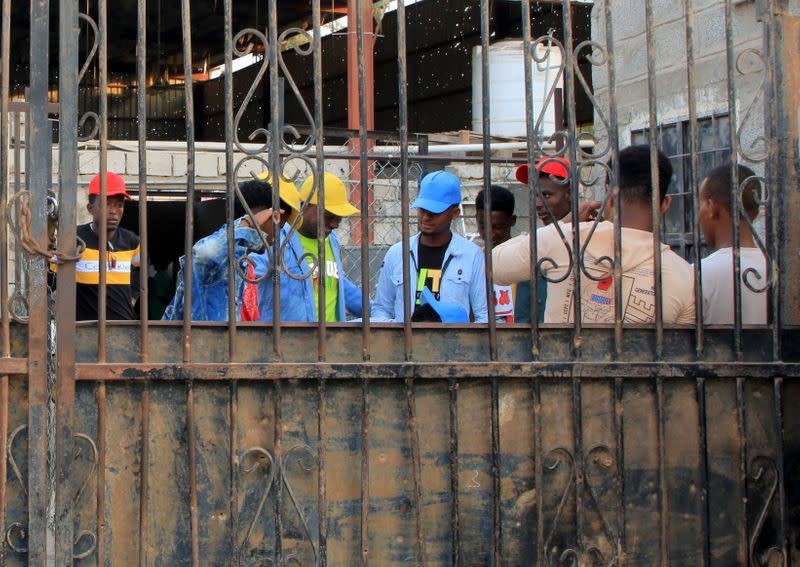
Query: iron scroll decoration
[
  {"left": 5, "top": 426, "right": 99, "bottom": 560},
  {"left": 237, "top": 444, "right": 318, "bottom": 566},
  {"left": 229, "top": 24, "right": 322, "bottom": 287}
]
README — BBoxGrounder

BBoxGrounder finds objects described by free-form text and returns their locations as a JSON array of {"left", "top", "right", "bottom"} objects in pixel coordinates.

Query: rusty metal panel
[{"left": 2, "top": 375, "right": 28, "bottom": 567}]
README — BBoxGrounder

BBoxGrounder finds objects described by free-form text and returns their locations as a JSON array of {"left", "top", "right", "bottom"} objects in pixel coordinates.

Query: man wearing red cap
[{"left": 74, "top": 171, "right": 141, "bottom": 320}]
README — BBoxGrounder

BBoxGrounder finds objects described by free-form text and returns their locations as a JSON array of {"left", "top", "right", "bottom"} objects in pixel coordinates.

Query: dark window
[{"left": 632, "top": 115, "right": 731, "bottom": 260}]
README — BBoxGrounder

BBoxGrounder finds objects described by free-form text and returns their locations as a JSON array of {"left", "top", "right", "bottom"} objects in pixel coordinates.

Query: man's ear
[
  {"left": 451, "top": 205, "right": 460, "bottom": 220},
  {"left": 86, "top": 201, "right": 94, "bottom": 215},
  {"left": 510, "top": 214, "right": 517, "bottom": 228},
  {"left": 659, "top": 195, "right": 672, "bottom": 215}
]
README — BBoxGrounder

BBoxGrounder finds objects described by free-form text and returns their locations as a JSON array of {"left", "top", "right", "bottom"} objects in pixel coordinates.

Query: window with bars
[{"left": 632, "top": 114, "right": 732, "bottom": 261}]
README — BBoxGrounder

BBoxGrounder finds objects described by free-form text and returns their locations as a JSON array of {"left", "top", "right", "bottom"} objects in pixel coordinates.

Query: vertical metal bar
[
  {"left": 602, "top": 0, "right": 625, "bottom": 358},
  {"left": 137, "top": 0, "right": 149, "bottom": 361},
  {"left": 762, "top": 0, "right": 780, "bottom": 361},
  {"left": 223, "top": 0, "right": 236, "bottom": 356},
  {"left": 572, "top": 378, "right": 585, "bottom": 564},
  {"left": 180, "top": 0, "right": 196, "bottom": 365},
  {"left": 520, "top": 0, "right": 541, "bottom": 357},
  {"left": 0, "top": 0, "right": 10, "bottom": 560},
  {"left": 360, "top": 378, "right": 370, "bottom": 567},
  {"left": 480, "top": 0, "right": 497, "bottom": 357},
  {"left": 273, "top": 382, "right": 284, "bottom": 566},
  {"left": 684, "top": 0, "right": 704, "bottom": 357},
  {"left": 561, "top": 0, "right": 583, "bottom": 355},
  {"left": 312, "top": 0, "right": 327, "bottom": 362},
  {"left": 98, "top": 0, "right": 109, "bottom": 362},
  {"left": 96, "top": 383, "right": 107, "bottom": 565},
  {"left": 354, "top": 3, "right": 371, "bottom": 565},
  {"left": 186, "top": 383, "right": 200, "bottom": 567},
  {"left": 478, "top": 2, "right": 500, "bottom": 562},
  {"left": 448, "top": 379, "right": 459, "bottom": 566},
  {"left": 310, "top": 0, "right": 328, "bottom": 559},
  {"left": 54, "top": 0, "right": 79, "bottom": 562},
  {"left": 696, "top": 378, "right": 711, "bottom": 567},
  {"left": 735, "top": 377, "right": 749, "bottom": 565},
  {"left": 317, "top": 378, "right": 327, "bottom": 567},
  {"left": 27, "top": 0, "right": 51, "bottom": 562},
  {"left": 268, "top": 0, "right": 282, "bottom": 360},
  {"left": 722, "top": 0, "right": 743, "bottom": 360},
  {"left": 772, "top": 378, "right": 788, "bottom": 560},
  {"left": 136, "top": 1, "right": 150, "bottom": 560},
  {"left": 405, "top": 379, "right": 427, "bottom": 566},
  {"left": 229, "top": 382, "right": 239, "bottom": 566},
  {"left": 355, "top": 0, "right": 371, "bottom": 359},
  {"left": 138, "top": 385, "right": 150, "bottom": 567},
  {"left": 491, "top": 378, "right": 502, "bottom": 566},
  {"left": 643, "top": 0, "right": 665, "bottom": 360},
  {"left": 180, "top": 2, "right": 200, "bottom": 564},
  {"left": 396, "top": 0, "right": 412, "bottom": 353},
  {"left": 655, "top": 378, "right": 670, "bottom": 566},
  {"left": 613, "top": 378, "right": 626, "bottom": 565},
  {"left": 533, "top": 379, "right": 544, "bottom": 566}
]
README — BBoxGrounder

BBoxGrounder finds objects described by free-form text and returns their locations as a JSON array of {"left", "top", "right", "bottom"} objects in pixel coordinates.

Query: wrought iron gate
[{"left": 1, "top": 0, "right": 799, "bottom": 565}]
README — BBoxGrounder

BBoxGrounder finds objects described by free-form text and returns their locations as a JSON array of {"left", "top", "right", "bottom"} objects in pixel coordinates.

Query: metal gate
[{"left": 2, "top": 0, "right": 799, "bottom": 565}]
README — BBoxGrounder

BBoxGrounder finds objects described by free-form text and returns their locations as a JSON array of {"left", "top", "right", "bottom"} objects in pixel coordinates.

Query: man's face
[
  {"left": 418, "top": 205, "right": 459, "bottom": 238},
  {"left": 301, "top": 203, "right": 342, "bottom": 239},
  {"left": 535, "top": 176, "right": 571, "bottom": 225},
  {"left": 697, "top": 179, "right": 716, "bottom": 248},
  {"left": 87, "top": 195, "right": 125, "bottom": 232},
  {"left": 475, "top": 209, "right": 516, "bottom": 248}
]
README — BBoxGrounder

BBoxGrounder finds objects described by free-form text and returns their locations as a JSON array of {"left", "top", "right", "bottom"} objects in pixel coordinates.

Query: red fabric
[{"left": 240, "top": 262, "right": 260, "bottom": 321}]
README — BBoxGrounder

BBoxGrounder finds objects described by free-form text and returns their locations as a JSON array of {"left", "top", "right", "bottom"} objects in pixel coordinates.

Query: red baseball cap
[
  {"left": 515, "top": 157, "right": 571, "bottom": 185},
  {"left": 88, "top": 171, "right": 131, "bottom": 199}
]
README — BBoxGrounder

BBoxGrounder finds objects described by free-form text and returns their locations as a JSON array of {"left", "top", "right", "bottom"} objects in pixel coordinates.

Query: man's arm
[
  {"left": 192, "top": 219, "right": 266, "bottom": 285},
  {"left": 343, "top": 277, "right": 367, "bottom": 318},
  {"left": 371, "top": 250, "right": 400, "bottom": 321},
  {"left": 470, "top": 249, "right": 489, "bottom": 323},
  {"left": 492, "top": 233, "right": 532, "bottom": 285}
]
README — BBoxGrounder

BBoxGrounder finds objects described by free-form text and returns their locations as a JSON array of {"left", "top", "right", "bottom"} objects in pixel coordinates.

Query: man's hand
[{"left": 561, "top": 201, "right": 602, "bottom": 224}]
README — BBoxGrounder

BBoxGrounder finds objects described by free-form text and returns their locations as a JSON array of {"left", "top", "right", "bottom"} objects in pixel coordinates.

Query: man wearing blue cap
[{"left": 372, "top": 170, "right": 488, "bottom": 323}]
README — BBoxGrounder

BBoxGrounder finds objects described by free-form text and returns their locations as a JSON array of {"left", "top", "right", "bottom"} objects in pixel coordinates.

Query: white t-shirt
[
  {"left": 492, "top": 221, "right": 695, "bottom": 325},
  {"left": 699, "top": 247, "right": 767, "bottom": 325},
  {"left": 492, "top": 283, "right": 515, "bottom": 323}
]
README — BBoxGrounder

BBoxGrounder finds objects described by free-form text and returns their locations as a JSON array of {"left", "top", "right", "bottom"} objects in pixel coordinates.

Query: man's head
[
  {"left": 87, "top": 172, "right": 131, "bottom": 234},
  {"left": 234, "top": 179, "right": 287, "bottom": 221},
  {"left": 516, "top": 158, "right": 572, "bottom": 225},
  {"left": 698, "top": 163, "right": 761, "bottom": 248},
  {"left": 475, "top": 185, "right": 516, "bottom": 247},
  {"left": 616, "top": 144, "right": 673, "bottom": 211},
  {"left": 298, "top": 172, "right": 360, "bottom": 239},
  {"left": 412, "top": 171, "right": 462, "bottom": 239}
]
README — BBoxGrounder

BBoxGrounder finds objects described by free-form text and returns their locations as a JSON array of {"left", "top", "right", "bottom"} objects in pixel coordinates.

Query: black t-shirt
[
  {"left": 69, "top": 223, "right": 141, "bottom": 321},
  {"left": 413, "top": 236, "right": 452, "bottom": 317}
]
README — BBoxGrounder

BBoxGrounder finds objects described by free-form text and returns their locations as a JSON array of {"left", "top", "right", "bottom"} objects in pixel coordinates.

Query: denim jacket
[
  {"left": 252, "top": 228, "right": 366, "bottom": 322},
  {"left": 372, "top": 232, "right": 488, "bottom": 323},
  {"left": 162, "top": 219, "right": 263, "bottom": 321}
]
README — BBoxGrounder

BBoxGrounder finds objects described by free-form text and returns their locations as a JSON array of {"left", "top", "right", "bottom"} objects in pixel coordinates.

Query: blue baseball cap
[
  {"left": 419, "top": 287, "right": 470, "bottom": 323},
  {"left": 411, "top": 171, "right": 461, "bottom": 214}
]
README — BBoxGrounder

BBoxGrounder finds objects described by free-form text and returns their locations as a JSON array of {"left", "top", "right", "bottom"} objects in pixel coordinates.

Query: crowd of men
[{"left": 71, "top": 143, "right": 767, "bottom": 326}]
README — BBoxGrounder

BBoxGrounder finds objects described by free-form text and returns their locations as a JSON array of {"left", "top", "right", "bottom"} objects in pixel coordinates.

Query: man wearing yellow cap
[
  {"left": 163, "top": 178, "right": 300, "bottom": 321},
  {"left": 295, "top": 172, "right": 366, "bottom": 322}
]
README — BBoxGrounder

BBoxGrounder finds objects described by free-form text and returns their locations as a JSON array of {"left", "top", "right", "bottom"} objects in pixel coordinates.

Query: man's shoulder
[
  {"left": 113, "top": 226, "right": 140, "bottom": 249},
  {"left": 450, "top": 232, "right": 482, "bottom": 255}
]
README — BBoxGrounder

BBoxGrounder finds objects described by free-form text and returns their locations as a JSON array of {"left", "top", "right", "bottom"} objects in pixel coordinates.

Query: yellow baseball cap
[
  {"left": 299, "top": 172, "right": 360, "bottom": 217},
  {"left": 255, "top": 172, "right": 302, "bottom": 226}
]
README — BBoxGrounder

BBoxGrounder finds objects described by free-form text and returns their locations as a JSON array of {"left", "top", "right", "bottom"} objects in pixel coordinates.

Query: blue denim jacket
[
  {"left": 371, "top": 232, "right": 488, "bottom": 323},
  {"left": 163, "top": 219, "right": 262, "bottom": 321},
  {"left": 252, "top": 228, "right": 366, "bottom": 322}
]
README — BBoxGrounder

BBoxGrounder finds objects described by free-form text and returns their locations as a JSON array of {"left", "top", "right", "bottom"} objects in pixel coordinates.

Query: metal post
[{"left": 27, "top": 0, "right": 52, "bottom": 563}]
